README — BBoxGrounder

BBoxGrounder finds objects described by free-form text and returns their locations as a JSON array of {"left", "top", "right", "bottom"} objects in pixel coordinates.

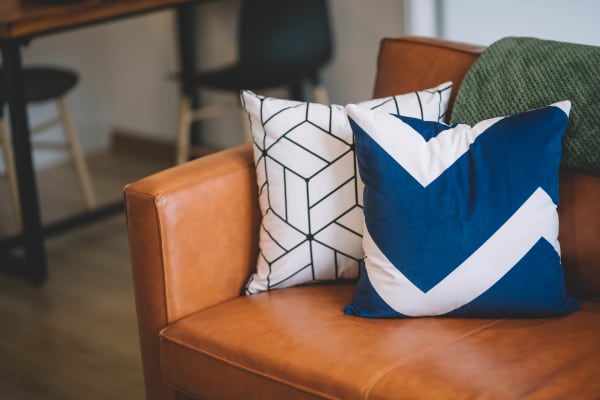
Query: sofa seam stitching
[
  {"left": 360, "top": 319, "right": 505, "bottom": 400},
  {"left": 125, "top": 189, "right": 171, "bottom": 325},
  {"left": 384, "top": 37, "right": 485, "bottom": 55},
  {"left": 161, "top": 334, "right": 337, "bottom": 400},
  {"left": 166, "top": 159, "right": 255, "bottom": 196}
]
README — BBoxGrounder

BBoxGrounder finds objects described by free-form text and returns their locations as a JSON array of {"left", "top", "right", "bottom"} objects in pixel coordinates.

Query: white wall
[
  {"left": 21, "top": 24, "right": 114, "bottom": 169},
  {"left": 193, "top": 0, "right": 406, "bottom": 103},
  {"left": 17, "top": 12, "right": 181, "bottom": 170},
  {"left": 192, "top": 0, "right": 406, "bottom": 149},
  {"left": 13, "top": 1, "right": 406, "bottom": 169},
  {"left": 323, "top": 0, "right": 405, "bottom": 104},
  {"left": 404, "top": 0, "right": 438, "bottom": 37},
  {"left": 103, "top": 12, "right": 181, "bottom": 141},
  {"left": 439, "top": 0, "right": 600, "bottom": 46},
  {"left": 14, "top": 0, "right": 600, "bottom": 172},
  {"left": 12, "top": 0, "right": 600, "bottom": 172}
]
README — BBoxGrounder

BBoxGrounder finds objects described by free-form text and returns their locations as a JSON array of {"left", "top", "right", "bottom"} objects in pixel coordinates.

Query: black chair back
[{"left": 237, "top": 0, "right": 333, "bottom": 72}]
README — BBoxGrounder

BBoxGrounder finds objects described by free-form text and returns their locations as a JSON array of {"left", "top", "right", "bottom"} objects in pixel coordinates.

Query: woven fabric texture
[{"left": 451, "top": 37, "right": 600, "bottom": 176}]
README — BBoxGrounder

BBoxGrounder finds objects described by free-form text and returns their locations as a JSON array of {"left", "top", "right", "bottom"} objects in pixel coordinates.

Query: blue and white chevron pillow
[{"left": 345, "top": 101, "right": 579, "bottom": 317}]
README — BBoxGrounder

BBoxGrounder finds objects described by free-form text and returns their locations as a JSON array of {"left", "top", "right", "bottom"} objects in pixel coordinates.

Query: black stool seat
[
  {"left": 0, "top": 63, "right": 98, "bottom": 222},
  {"left": 0, "top": 66, "right": 79, "bottom": 104}
]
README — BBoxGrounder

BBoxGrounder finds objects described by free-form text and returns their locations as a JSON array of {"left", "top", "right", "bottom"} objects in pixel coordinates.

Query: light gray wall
[
  {"left": 190, "top": 0, "right": 406, "bottom": 149},
  {"left": 439, "top": 0, "right": 600, "bottom": 46},
  {"left": 193, "top": 0, "right": 406, "bottom": 103},
  {"left": 20, "top": 12, "right": 181, "bottom": 170},
  {"left": 323, "top": 0, "right": 405, "bottom": 104},
  {"left": 11, "top": 0, "right": 600, "bottom": 172},
  {"left": 13, "top": 1, "right": 406, "bottom": 169},
  {"left": 20, "top": 24, "right": 114, "bottom": 169}
]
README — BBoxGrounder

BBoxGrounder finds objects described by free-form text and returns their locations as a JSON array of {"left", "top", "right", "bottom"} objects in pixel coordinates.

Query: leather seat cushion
[{"left": 160, "top": 283, "right": 600, "bottom": 400}]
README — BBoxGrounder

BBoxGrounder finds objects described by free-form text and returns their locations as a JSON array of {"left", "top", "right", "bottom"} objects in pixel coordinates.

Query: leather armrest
[
  {"left": 125, "top": 143, "right": 259, "bottom": 322},
  {"left": 124, "top": 143, "right": 259, "bottom": 400}
]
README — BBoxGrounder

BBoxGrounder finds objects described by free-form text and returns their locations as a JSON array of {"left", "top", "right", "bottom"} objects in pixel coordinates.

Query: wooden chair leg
[
  {"left": 58, "top": 98, "right": 97, "bottom": 209},
  {"left": 176, "top": 96, "right": 192, "bottom": 165},
  {"left": 312, "top": 84, "right": 330, "bottom": 104},
  {"left": 240, "top": 108, "right": 252, "bottom": 143},
  {"left": 0, "top": 119, "right": 23, "bottom": 230}
]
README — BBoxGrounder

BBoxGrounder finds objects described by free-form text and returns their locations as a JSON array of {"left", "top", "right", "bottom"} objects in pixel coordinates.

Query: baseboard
[
  {"left": 110, "top": 129, "right": 175, "bottom": 164},
  {"left": 110, "top": 129, "right": 222, "bottom": 164}
]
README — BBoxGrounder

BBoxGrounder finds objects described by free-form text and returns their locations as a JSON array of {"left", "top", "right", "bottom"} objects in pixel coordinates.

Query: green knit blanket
[{"left": 451, "top": 37, "right": 600, "bottom": 176}]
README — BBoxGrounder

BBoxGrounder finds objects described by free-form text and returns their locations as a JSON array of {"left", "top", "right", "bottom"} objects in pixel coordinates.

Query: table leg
[
  {"left": 1, "top": 41, "right": 48, "bottom": 285},
  {"left": 176, "top": 3, "right": 201, "bottom": 147}
]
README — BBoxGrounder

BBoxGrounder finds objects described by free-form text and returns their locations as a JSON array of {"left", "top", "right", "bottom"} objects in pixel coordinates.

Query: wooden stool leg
[
  {"left": 176, "top": 96, "right": 192, "bottom": 165},
  {"left": 312, "top": 84, "right": 330, "bottom": 104},
  {"left": 0, "top": 119, "right": 22, "bottom": 230},
  {"left": 58, "top": 98, "right": 97, "bottom": 209},
  {"left": 240, "top": 108, "right": 252, "bottom": 143}
]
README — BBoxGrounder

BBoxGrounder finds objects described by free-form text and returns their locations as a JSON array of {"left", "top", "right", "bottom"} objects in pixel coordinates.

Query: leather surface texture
[
  {"left": 372, "top": 36, "right": 484, "bottom": 120},
  {"left": 125, "top": 144, "right": 259, "bottom": 400},
  {"left": 559, "top": 169, "right": 600, "bottom": 297},
  {"left": 125, "top": 36, "right": 600, "bottom": 400},
  {"left": 160, "top": 284, "right": 600, "bottom": 400}
]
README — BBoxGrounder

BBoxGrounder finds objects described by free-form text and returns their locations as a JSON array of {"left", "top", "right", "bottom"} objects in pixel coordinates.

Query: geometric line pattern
[{"left": 241, "top": 82, "right": 452, "bottom": 294}]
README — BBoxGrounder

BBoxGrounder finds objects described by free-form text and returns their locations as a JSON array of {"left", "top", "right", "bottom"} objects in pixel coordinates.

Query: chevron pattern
[
  {"left": 345, "top": 101, "right": 579, "bottom": 317},
  {"left": 241, "top": 83, "right": 452, "bottom": 294}
]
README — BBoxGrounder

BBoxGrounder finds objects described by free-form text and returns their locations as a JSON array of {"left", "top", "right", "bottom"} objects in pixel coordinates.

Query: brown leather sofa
[{"left": 125, "top": 37, "right": 600, "bottom": 400}]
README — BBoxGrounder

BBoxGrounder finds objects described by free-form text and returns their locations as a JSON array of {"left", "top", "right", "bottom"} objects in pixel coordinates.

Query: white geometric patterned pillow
[
  {"left": 344, "top": 101, "right": 579, "bottom": 317},
  {"left": 241, "top": 82, "right": 452, "bottom": 294}
]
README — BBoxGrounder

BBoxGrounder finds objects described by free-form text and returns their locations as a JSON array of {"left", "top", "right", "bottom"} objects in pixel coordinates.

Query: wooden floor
[{"left": 0, "top": 149, "right": 171, "bottom": 399}]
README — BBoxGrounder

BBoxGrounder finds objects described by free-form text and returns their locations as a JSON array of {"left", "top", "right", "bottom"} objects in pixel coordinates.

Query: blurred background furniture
[
  {"left": 0, "top": 66, "right": 98, "bottom": 231},
  {"left": 0, "top": 0, "right": 199, "bottom": 285},
  {"left": 176, "top": 0, "right": 333, "bottom": 164},
  {"left": 0, "top": 109, "right": 19, "bottom": 229}
]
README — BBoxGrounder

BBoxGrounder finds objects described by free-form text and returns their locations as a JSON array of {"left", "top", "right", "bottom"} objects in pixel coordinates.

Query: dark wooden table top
[{"left": 0, "top": 0, "right": 192, "bottom": 40}]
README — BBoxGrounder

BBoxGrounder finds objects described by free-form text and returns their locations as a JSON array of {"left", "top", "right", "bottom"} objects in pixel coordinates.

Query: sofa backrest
[
  {"left": 372, "top": 36, "right": 484, "bottom": 119},
  {"left": 372, "top": 36, "right": 600, "bottom": 298}
]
